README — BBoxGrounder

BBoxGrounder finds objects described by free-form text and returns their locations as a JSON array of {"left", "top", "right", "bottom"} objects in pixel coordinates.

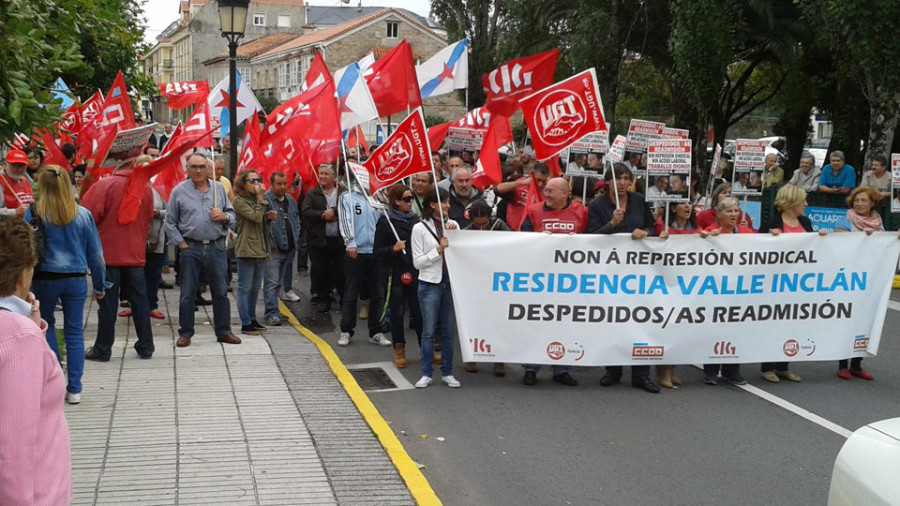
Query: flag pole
[
  {"left": 607, "top": 159, "right": 620, "bottom": 209},
  {"left": 340, "top": 139, "right": 356, "bottom": 234},
  {"left": 664, "top": 202, "right": 670, "bottom": 235}
]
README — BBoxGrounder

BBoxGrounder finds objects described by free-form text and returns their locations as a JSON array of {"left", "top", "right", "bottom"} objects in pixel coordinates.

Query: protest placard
[
  {"left": 563, "top": 132, "right": 608, "bottom": 177},
  {"left": 646, "top": 139, "right": 691, "bottom": 203},
  {"left": 892, "top": 154, "right": 900, "bottom": 213},
  {"left": 103, "top": 123, "right": 156, "bottom": 166},
  {"left": 625, "top": 119, "right": 664, "bottom": 153},
  {"left": 733, "top": 139, "right": 765, "bottom": 196}
]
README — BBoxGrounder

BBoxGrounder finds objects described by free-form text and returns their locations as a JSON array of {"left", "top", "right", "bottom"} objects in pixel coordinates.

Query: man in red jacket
[{"left": 81, "top": 162, "right": 155, "bottom": 361}]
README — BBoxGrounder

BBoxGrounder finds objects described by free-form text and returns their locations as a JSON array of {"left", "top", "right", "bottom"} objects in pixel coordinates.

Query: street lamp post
[{"left": 217, "top": 0, "right": 250, "bottom": 179}]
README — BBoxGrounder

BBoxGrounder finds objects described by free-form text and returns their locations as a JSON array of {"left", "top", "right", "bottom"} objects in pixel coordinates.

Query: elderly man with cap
[{"left": 0, "top": 149, "right": 34, "bottom": 219}]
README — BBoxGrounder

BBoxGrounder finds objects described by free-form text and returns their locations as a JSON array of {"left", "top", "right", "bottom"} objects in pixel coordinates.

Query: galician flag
[
  {"left": 333, "top": 62, "right": 378, "bottom": 131},
  {"left": 416, "top": 39, "right": 468, "bottom": 99},
  {"left": 208, "top": 70, "right": 263, "bottom": 140}
]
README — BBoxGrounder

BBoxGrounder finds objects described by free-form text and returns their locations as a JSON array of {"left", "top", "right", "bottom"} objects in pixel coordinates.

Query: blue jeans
[
  {"left": 418, "top": 281, "right": 456, "bottom": 377},
  {"left": 178, "top": 241, "right": 231, "bottom": 339},
  {"left": 236, "top": 257, "right": 266, "bottom": 326},
  {"left": 33, "top": 276, "right": 87, "bottom": 394},
  {"left": 96, "top": 266, "right": 155, "bottom": 359},
  {"left": 264, "top": 249, "right": 293, "bottom": 320},
  {"left": 144, "top": 252, "right": 164, "bottom": 311}
]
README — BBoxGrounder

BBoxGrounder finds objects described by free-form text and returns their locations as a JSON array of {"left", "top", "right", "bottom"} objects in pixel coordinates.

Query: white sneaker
[
  {"left": 65, "top": 392, "right": 81, "bottom": 404},
  {"left": 368, "top": 332, "right": 392, "bottom": 346},
  {"left": 415, "top": 376, "right": 433, "bottom": 388},
  {"left": 280, "top": 290, "right": 301, "bottom": 302},
  {"left": 441, "top": 375, "right": 461, "bottom": 388},
  {"left": 337, "top": 332, "right": 351, "bottom": 346}
]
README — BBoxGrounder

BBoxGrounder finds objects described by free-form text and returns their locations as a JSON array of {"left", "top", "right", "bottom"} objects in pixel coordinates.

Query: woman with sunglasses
[
  {"left": 374, "top": 184, "right": 422, "bottom": 368},
  {"left": 29, "top": 165, "right": 106, "bottom": 404},
  {"left": 232, "top": 170, "right": 272, "bottom": 335}
]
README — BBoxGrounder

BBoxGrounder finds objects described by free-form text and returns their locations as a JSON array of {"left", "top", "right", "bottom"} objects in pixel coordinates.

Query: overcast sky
[{"left": 142, "top": 0, "right": 433, "bottom": 44}]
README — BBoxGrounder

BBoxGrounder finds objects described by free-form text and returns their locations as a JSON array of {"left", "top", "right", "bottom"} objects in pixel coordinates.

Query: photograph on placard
[
  {"left": 447, "top": 126, "right": 482, "bottom": 166},
  {"left": 563, "top": 132, "right": 608, "bottom": 178},
  {"left": 732, "top": 139, "right": 765, "bottom": 196},
  {"left": 892, "top": 154, "right": 900, "bottom": 213}
]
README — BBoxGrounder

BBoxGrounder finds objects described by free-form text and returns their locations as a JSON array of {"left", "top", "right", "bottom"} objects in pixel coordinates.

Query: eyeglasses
[
  {"left": 400, "top": 196, "right": 414, "bottom": 202},
  {"left": 187, "top": 164, "right": 208, "bottom": 171},
  {"left": 247, "top": 178, "right": 262, "bottom": 184}
]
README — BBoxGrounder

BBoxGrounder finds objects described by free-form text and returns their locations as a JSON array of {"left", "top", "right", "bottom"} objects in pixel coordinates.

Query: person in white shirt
[
  {"left": 787, "top": 155, "right": 822, "bottom": 193},
  {"left": 411, "top": 188, "right": 460, "bottom": 389}
]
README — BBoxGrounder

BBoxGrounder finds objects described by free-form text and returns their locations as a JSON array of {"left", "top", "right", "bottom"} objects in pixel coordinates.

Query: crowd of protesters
[{"left": 0, "top": 131, "right": 893, "bottom": 423}]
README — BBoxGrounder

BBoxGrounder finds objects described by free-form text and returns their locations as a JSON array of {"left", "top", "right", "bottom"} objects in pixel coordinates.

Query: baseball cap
[{"left": 5, "top": 149, "right": 27, "bottom": 165}]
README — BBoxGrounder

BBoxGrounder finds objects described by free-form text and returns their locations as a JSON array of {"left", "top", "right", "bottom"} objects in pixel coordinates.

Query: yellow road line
[{"left": 279, "top": 301, "right": 441, "bottom": 506}]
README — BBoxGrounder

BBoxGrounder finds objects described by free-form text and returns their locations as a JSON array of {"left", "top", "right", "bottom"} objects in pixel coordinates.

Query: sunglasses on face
[
  {"left": 400, "top": 196, "right": 414, "bottom": 202},
  {"left": 247, "top": 178, "right": 262, "bottom": 184},
  {"left": 187, "top": 164, "right": 208, "bottom": 171}
]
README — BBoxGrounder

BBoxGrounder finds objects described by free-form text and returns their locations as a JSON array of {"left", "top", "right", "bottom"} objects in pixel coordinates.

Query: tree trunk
[{"left": 864, "top": 96, "right": 899, "bottom": 171}]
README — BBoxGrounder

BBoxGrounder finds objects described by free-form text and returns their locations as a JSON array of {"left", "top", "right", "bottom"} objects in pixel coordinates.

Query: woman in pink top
[{"left": 0, "top": 216, "right": 72, "bottom": 505}]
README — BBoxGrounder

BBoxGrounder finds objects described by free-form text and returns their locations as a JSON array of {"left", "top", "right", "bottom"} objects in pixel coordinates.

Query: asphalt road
[{"left": 283, "top": 272, "right": 900, "bottom": 505}]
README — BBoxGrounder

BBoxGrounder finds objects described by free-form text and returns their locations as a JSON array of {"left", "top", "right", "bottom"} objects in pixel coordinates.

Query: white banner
[{"left": 446, "top": 230, "right": 899, "bottom": 366}]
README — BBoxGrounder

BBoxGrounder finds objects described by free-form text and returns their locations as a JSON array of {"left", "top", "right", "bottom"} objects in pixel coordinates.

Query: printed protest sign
[
  {"left": 646, "top": 139, "right": 691, "bottom": 203},
  {"left": 625, "top": 119, "right": 664, "bottom": 153},
  {"left": 733, "top": 139, "right": 765, "bottom": 196}
]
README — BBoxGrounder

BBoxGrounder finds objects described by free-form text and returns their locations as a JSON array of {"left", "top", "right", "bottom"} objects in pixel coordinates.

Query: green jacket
[{"left": 233, "top": 194, "right": 271, "bottom": 258}]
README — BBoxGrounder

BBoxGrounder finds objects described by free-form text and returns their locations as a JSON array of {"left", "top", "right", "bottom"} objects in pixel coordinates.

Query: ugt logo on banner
[
  {"left": 519, "top": 68, "right": 607, "bottom": 161},
  {"left": 363, "top": 108, "right": 433, "bottom": 192}
]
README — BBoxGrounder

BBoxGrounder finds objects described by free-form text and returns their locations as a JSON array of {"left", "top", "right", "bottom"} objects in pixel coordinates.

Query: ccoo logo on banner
[{"left": 519, "top": 68, "right": 607, "bottom": 161}]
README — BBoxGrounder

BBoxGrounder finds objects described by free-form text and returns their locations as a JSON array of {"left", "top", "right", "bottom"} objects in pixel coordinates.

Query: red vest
[
  {"left": 1, "top": 173, "right": 34, "bottom": 209},
  {"left": 526, "top": 201, "right": 588, "bottom": 234}
]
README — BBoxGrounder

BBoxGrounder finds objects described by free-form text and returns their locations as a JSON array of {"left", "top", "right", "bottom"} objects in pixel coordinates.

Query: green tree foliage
[
  {"left": 797, "top": 0, "right": 900, "bottom": 168},
  {"left": 0, "top": 0, "right": 153, "bottom": 143}
]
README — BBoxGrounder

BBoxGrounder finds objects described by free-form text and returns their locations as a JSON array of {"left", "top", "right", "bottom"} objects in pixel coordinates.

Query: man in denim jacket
[{"left": 263, "top": 171, "right": 301, "bottom": 326}]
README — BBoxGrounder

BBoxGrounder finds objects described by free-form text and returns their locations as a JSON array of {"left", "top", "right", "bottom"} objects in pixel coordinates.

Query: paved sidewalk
[{"left": 65, "top": 274, "right": 417, "bottom": 505}]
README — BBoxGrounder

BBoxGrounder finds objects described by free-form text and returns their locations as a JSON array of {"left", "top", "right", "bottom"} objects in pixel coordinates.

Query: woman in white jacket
[{"left": 411, "top": 188, "right": 460, "bottom": 388}]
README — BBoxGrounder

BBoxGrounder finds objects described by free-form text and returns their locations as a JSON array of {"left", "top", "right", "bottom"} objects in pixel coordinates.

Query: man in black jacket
[{"left": 301, "top": 164, "right": 347, "bottom": 309}]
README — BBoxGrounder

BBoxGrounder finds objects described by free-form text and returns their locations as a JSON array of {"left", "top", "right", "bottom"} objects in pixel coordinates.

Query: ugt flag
[
  {"left": 483, "top": 49, "right": 559, "bottom": 117},
  {"left": 363, "top": 108, "right": 432, "bottom": 192},
  {"left": 417, "top": 39, "right": 468, "bottom": 99},
  {"left": 519, "top": 68, "right": 606, "bottom": 161},
  {"left": 209, "top": 70, "right": 263, "bottom": 139}
]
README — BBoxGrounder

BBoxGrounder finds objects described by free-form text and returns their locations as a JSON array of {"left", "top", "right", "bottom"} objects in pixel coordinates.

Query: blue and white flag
[
  {"left": 209, "top": 70, "right": 263, "bottom": 140},
  {"left": 416, "top": 39, "right": 468, "bottom": 99},
  {"left": 52, "top": 78, "right": 75, "bottom": 109},
  {"left": 333, "top": 63, "right": 379, "bottom": 131}
]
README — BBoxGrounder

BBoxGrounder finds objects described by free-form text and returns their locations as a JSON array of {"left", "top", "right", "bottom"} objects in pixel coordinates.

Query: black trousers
[{"left": 309, "top": 236, "right": 345, "bottom": 301}]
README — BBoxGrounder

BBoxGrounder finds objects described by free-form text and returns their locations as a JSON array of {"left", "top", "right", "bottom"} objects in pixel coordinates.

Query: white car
[{"left": 828, "top": 417, "right": 900, "bottom": 505}]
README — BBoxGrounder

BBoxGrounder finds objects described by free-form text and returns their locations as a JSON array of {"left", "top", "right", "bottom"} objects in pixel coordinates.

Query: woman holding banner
[
  {"left": 697, "top": 183, "right": 753, "bottom": 230},
  {"left": 411, "top": 188, "right": 460, "bottom": 389},
  {"left": 588, "top": 163, "right": 660, "bottom": 394},
  {"left": 833, "top": 186, "right": 883, "bottom": 381},
  {"left": 702, "top": 197, "right": 752, "bottom": 385},
  {"left": 374, "top": 184, "right": 422, "bottom": 369},
  {"left": 758, "top": 185, "right": 825, "bottom": 383}
]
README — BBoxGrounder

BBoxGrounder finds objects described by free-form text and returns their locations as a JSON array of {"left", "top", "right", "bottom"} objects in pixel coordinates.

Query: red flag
[
  {"left": 39, "top": 129, "right": 71, "bottom": 170},
  {"left": 364, "top": 40, "right": 422, "bottom": 118},
  {"left": 59, "top": 102, "right": 83, "bottom": 135},
  {"left": 452, "top": 108, "right": 513, "bottom": 146},
  {"left": 149, "top": 104, "right": 216, "bottom": 200},
  {"left": 267, "top": 136, "right": 318, "bottom": 193},
  {"left": 10, "top": 133, "right": 30, "bottom": 150},
  {"left": 101, "top": 70, "right": 136, "bottom": 130},
  {"left": 471, "top": 121, "right": 503, "bottom": 189},
  {"left": 519, "top": 68, "right": 607, "bottom": 161},
  {"left": 427, "top": 121, "right": 451, "bottom": 151},
  {"left": 483, "top": 49, "right": 559, "bottom": 117},
  {"left": 180, "top": 102, "right": 214, "bottom": 149},
  {"left": 237, "top": 112, "right": 264, "bottom": 176},
  {"left": 81, "top": 92, "right": 104, "bottom": 125},
  {"left": 303, "top": 52, "right": 330, "bottom": 91},
  {"left": 120, "top": 126, "right": 217, "bottom": 223},
  {"left": 79, "top": 120, "right": 118, "bottom": 184},
  {"left": 262, "top": 78, "right": 341, "bottom": 149},
  {"left": 517, "top": 176, "right": 546, "bottom": 229},
  {"left": 363, "top": 108, "right": 432, "bottom": 192},
  {"left": 346, "top": 125, "right": 369, "bottom": 156},
  {"left": 159, "top": 80, "right": 210, "bottom": 110}
]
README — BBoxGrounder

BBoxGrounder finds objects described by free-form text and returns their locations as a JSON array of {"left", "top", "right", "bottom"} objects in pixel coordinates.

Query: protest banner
[
  {"left": 661, "top": 127, "right": 689, "bottom": 140},
  {"left": 806, "top": 206, "right": 847, "bottom": 232},
  {"left": 445, "top": 231, "right": 899, "bottom": 366},
  {"left": 625, "top": 119, "right": 665, "bottom": 153},
  {"left": 892, "top": 154, "right": 900, "bottom": 213},
  {"left": 646, "top": 139, "right": 691, "bottom": 203},
  {"left": 710, "top": 143, "right": 722, "bottom": 178},
  {"left": 733, "top": 139, "right": 765, "bottom": 196}
]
